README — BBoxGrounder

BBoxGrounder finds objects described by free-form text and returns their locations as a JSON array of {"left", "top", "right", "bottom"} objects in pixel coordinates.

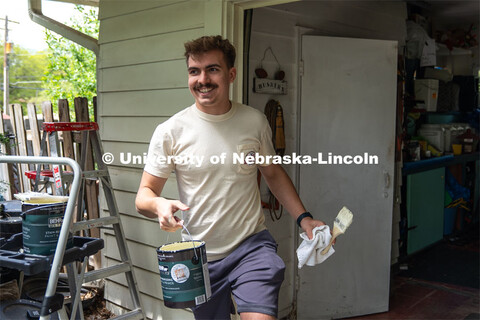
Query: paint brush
[{"left": 321, "top": 206, "right": 353, "bottom": 255}]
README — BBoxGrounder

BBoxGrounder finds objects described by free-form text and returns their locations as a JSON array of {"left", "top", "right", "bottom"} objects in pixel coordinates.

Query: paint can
[
  {"left": 156, "top": 241, "right": 211, "bottom": 308},
  {"left": 21, "top": 202, "right": 73, "bottom": 255}
]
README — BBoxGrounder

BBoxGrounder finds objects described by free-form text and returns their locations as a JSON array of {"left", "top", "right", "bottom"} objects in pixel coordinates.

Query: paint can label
[{"left": 157, "top": 241, "right": 211, "bottom": 308}]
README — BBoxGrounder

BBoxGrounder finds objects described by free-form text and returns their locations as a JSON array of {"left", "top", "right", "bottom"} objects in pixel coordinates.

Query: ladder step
[
  {"left": 84, "top": 263, "right": 132, "bottom": 283},
  {"left": 83, "top": 169, "right": 108, "bottom": 179},
  {"left": 72, "top": 216, "right": 120, "bottom": 232},
  {"left": 112, "top": 308, "right": 144, "bottom": 320}
]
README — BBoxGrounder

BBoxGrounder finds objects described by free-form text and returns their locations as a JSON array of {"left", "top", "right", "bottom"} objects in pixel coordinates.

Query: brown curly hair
[{"left": 184, "top": 35, "right": 236, "bottom": 69}]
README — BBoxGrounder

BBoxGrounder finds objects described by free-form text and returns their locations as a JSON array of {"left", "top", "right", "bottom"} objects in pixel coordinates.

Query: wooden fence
[{"left": 1, "top": 96, "right": 96, "bottom": 195}]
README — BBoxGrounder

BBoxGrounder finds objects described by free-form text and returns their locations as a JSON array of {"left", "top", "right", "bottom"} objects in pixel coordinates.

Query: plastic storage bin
[
  {"left": 415, "top": 79, "right": 439, "bottom": 111},
  {"left": 418, "top": 124, "right": 445, "bottom": 152}
]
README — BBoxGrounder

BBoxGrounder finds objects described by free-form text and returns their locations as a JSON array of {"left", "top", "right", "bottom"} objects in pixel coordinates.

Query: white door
[{"left": 298, "top": 35, "right": 397, "bottom": 319}]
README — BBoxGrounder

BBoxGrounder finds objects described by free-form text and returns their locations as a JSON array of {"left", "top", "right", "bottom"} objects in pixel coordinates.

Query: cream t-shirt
[{"left": 144, "top": 102, "right": 276, "bottom": 261}]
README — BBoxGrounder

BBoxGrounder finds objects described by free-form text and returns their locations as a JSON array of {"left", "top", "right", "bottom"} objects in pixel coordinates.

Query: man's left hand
[{"left": 300, "top": 217, "right": 326, "bottom": 240}]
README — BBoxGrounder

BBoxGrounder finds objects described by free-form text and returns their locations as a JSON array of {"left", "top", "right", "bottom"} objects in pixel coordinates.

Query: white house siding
[{"left": 97, "top": 0, "right": 206, "bottom": 318}]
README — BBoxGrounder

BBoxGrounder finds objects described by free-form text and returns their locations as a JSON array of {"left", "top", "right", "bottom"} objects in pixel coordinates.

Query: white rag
[{"left": 296, "top": 226, "right": 335, "bottom": 268}]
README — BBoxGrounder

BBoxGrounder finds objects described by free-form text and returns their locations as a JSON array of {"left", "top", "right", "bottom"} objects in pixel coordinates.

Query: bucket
[
  {"left": 156, "top": 241, "right": 211, "bottom": 308},
  {"left": 0, "top": 216, "right": 22, "bottom": 239},
  {"left": 0, "top": 299, "right": 59, "bottom": 319},
  {"left": 21, "top": 202, "right": 73, "bottom": 255}
]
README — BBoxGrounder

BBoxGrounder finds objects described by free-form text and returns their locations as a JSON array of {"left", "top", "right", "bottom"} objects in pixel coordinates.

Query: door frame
[
  {"left": 220, "top": 0, "right": 300, "bottom": 103},
  {"left": 221, "top": 0, "right": 302, "bottom": 316}
]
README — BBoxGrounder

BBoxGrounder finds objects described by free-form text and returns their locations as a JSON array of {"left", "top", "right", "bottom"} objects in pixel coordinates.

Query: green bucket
[
  {"left": 156, "top": 241, "right": 211, "bottom": 309},
  {"left": 21, "top": 202, "right": 73, "bottom": 256}
]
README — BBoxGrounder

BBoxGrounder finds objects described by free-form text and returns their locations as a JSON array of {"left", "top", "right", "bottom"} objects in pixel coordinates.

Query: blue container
[{"left": 426, "top": 113, "right": 458, "bottom": 124}]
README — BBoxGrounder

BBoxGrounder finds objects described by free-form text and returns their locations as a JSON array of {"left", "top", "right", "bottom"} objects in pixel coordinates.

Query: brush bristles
[{"left": 333, "top": 206, "right": 353, "bottom": 232}]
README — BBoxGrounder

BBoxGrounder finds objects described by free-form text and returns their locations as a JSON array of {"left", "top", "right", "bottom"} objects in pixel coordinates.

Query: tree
[
  {"left": 0, "top": 44, "right": 48, "bottom": 106},
  {"left": 42, "top": 5, "right": 99, "bottom": 119}
]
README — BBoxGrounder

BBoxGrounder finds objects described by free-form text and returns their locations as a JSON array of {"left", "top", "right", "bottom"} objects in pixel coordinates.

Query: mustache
[{"left": 195, "top": 84, "right": 217, "bottom": 90}]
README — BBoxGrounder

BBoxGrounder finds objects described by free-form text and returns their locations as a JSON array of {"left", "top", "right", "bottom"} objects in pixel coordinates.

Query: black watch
[{"left": 296, "top": 212, "right": 313, "bottom": 228}]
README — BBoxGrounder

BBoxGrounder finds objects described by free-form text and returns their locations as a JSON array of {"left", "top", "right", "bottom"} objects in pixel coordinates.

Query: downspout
[{"left": 28, "top": 0, "right": 99, "bottom": 56}]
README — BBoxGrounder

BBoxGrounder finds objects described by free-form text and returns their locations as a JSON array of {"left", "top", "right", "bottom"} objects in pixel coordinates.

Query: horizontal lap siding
[
  {"left": 98, "top": 1, "right": 181, "bottom": 20},
  {"left": 101, "top": 29, "right": 204, "bottom": 68},
  {"left": 99, "top": 1, "right": 203, "bottom": 44},
  {"left": 98, "top": 0, "right": 205, "bottom": 317},
  {"left": 100, "top": 116, "right": 168, "bottom": 143},
  {"left": 100, "top": 60, "right": 187, "bottom": 92},
  {"left": 100, "top": 89, "right": 193, "bottom": 117}
]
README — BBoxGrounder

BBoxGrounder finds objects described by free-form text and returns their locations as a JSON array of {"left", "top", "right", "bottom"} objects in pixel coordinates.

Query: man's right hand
[
  {"left": 155, "top": 198, "right": 189, "bottom": 232},
  {"left": 136, "top": 172, "right": 190, "bottom": 232}
]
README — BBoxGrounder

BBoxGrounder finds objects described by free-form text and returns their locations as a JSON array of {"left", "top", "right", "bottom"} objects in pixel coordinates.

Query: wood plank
[
  {"left": 105, "top": 257, "right": 163, "bottom": 298},
  {"left": 13, "top": 104, "right": 31, "bottom": 192},
  {"left": 100, "top": 180, "right": 179, "bottom": 217},
  {"left": 99, "top": 60, "right": 187, "bottom": 92},
  {"left": 104, "top": 214, "right": 176, "bottom": 248},
  {"left": 98, "top": 0, "right": 181, "bottom": 21},
  {"left": 100, "top": 141, "right": 149, "bottom": 169},
  {"left": 7, "top": 104, "right": 17, "bottom": 155},
  {"left": 100, "top": 28, "right": 203, "bottom": 68},
  {"left": 103, "top": 234, "right": 163, "bottom": 273},
  {"left": 99, "top": 1, "right": 203, "bottom": 44},
  {"left": 109, "top": 167, "right": 143, "bottom": 193},
  {"left": 41, "top": 101, "right": 55, "bottom": 122},
  {"left": 100, "top": 116, "right": 168, "bottom": 143},
  {"left": 93, "top": 96, "right": 97, "bottom": 123},
  {"left": 108, "top": 167, "right": 177, "bottom": 198},
  {"left": 58, "top": 99, "right": 75, "bottom": 160},
  {"left": 41, "top": 101, "right": 54, "bottom": 157},
  {"left": 74, "top": 98, "right": 101, "bottom": 267},
  {"left": 0, "top": 109, "right": 14, "bottom": 199},
  {"left": 26, "top": 103, "right": 41, "bottom": 157},
  {"left": 7, "top": 104, "right": 23, "bottom": 194},
  {"left": 99, "top": 89, "right": 192, "bottom": 117}
]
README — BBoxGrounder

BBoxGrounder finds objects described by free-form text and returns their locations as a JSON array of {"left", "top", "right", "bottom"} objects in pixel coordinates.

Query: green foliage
[
  {"left": 0, "top": 45, "right": 48, "bottom": 107},
  {"left": 42, "top": 5, "right": 99, "bottom": 119},
  {"left": 0, "top": 133, "right": 10, "bottom": 146}
]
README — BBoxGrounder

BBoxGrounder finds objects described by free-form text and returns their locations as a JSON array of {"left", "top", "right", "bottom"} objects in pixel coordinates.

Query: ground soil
[{"left": 83, "top": 287, "right": 115, "bottom": 320}]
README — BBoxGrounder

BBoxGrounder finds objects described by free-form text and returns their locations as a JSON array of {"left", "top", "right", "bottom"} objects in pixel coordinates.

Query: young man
[{"left": 136, "top": 35, "right": 325, "bottom": 320}]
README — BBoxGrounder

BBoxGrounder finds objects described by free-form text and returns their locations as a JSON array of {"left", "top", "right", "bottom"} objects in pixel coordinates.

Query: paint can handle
[{"left": 182, "top": 224, "right": 199, "bottom": 263}]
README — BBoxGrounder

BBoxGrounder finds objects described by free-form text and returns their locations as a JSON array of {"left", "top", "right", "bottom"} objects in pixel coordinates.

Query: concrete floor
[{"left": 350, "top": 276, "right": 479, "bottom": 320}]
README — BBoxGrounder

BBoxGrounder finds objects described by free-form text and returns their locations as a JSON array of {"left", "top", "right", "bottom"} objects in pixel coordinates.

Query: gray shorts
[{"left": 192, "top": 230, "right": 285, "bottom": 319}]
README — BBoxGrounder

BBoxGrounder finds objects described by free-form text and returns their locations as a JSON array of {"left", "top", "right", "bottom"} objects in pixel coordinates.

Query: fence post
[
  {"left": 74, "top": 97, "right": 101, "bottom": 269},
  {"left": 27, "top": 103, "right": 42, "bottom": 157},
  {"left": 0, "top": 109, "right": 13, "bottom": 200},
  {"left": 13, "top": 104, "right": 31, "bottom": 192}
]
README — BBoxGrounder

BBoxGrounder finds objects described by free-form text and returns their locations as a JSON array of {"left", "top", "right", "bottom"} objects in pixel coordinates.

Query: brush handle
[
  {"left": 321, "top": 229, "right": 341, "bottom": 255},
  {"left": 321, "top": 235, "right": 336, "bottom": 255}
]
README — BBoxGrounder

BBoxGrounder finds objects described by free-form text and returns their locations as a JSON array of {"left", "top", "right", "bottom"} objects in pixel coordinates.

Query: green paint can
[
  {"left": 21, "top": 202, "right": 73, "bottom": 256},
  {"left": 156, "top": 241, "right": 211, "bottom": 308}
]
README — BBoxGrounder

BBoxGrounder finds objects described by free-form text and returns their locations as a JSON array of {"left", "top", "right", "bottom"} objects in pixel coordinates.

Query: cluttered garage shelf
[{"left": 385, "top": 1, "right": 479, "bottom": 319}]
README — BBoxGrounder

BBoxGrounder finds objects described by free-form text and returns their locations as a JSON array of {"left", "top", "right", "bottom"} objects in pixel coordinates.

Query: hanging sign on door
[{"left": 253, "top": 78, "right": 287, "bottom": 95}]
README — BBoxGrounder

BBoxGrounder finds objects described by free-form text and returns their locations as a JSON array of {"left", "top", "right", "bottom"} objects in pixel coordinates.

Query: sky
[{"left": 0, "top": 0, "right": 88, "bottom": 52}]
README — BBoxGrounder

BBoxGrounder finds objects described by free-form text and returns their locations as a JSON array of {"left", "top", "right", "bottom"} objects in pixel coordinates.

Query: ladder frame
[
  {"left": 2, "top": 122, "right": 146, "bottom": 319},
  {"left": 0, "top": 156, "right": 82, "bottom": 319}
]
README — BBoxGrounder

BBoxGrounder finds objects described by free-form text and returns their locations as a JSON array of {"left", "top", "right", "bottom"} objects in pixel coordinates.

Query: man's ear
[{"left": 229, "top": 67, "right": 237, "bottom": 83}]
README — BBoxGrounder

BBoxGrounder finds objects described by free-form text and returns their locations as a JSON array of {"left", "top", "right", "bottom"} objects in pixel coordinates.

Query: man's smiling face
[{"left": 187, "top": 49, "right": 236, "bottom": 114}]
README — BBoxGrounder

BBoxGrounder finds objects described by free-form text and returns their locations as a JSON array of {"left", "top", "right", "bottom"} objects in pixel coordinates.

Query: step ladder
[{"left": 30, "top": 122, "right": 145, "bottom": 320}]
